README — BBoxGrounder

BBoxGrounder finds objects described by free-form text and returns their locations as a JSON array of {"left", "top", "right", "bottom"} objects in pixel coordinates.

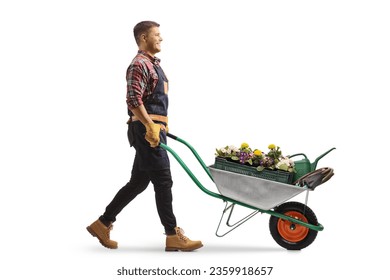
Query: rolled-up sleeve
[{"left": 126, "top": 61, "right": 147, "bottom": 109}]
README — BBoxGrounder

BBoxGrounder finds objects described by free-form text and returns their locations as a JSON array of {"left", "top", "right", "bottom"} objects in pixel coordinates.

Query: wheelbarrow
[{"left": 160, "top": 133, "right": 335, "bottom": 250}]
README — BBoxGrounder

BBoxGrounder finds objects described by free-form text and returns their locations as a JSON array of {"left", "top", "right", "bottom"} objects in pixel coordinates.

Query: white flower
[
  {"left": 276, "top": 157, "right": 294, "bottom": 168},
  {"left": 229, "top": 145, "right": 239, "bottom": 153}
]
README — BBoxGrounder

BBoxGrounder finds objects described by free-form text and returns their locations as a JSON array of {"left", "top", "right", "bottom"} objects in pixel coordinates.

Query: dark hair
[{"left": 133, "top": 21, "right": 160, "bottom": 45}]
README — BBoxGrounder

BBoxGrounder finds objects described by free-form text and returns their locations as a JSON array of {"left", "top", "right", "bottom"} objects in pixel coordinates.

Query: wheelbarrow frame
[{"left": 160, "top": 133, "right": 334, "bottom": 243}]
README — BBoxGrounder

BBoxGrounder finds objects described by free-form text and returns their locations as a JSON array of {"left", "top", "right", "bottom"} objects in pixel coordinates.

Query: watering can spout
[{"left": 311, "top": 147, "right": 336, "bottom": 170}]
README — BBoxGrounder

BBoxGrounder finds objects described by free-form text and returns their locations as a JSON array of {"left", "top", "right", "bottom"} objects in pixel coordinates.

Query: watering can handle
[{"left": 288, "top": 153, "right": 308, "bottom": 159}]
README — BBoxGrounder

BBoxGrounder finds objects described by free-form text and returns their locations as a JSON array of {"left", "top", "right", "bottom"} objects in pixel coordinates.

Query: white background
[{"left": 1, "top": 0, "right": 389, "bottom": 279}]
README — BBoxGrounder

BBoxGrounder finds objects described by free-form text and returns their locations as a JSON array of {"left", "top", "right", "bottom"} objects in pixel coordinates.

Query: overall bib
[{"left": 128, "top": 63, "right": 170, "bottom": 171}]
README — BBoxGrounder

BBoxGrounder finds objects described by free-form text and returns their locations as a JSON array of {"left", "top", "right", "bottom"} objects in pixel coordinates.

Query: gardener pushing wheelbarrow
[
  {"left": 86, "top": 20, "right": 335, "bottom": 252},
  {"left": 86, "top": 21, "right": 203, "bottom": 252}
]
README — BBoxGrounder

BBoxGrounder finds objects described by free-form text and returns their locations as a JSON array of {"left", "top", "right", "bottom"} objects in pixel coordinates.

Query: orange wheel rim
[{"left": 277, "top": 211, "right": 309, "bottom": 242}]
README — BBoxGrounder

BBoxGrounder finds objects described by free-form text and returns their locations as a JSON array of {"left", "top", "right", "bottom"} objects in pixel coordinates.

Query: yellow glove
[{"left": 145, "top": 122, "right": 161, "bottom": 147}]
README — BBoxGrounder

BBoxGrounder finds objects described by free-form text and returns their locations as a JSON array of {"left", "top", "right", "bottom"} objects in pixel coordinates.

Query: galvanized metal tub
[{"left": 209, "top": 167, "right": 307, "bottom": 210}]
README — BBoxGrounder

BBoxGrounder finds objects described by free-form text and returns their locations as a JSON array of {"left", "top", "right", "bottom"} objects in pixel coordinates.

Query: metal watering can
[{"left": 288, "top": 148, "right": 336, "bottom": 182}]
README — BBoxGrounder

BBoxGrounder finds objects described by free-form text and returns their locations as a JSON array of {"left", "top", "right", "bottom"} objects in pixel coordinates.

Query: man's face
[{"left": 143, "top": 26, "right": 163, "bottom": 56}]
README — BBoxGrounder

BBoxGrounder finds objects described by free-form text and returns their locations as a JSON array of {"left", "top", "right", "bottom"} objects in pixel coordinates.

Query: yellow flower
[
  {"left": 254, "top": 149, "right": 262, "bottom": 156},
  {"left": 241, "top": 142, "right": 249, "bottom": 149},
  {"left": 268, "top": 144, "right": 276, "bottom": 149}
]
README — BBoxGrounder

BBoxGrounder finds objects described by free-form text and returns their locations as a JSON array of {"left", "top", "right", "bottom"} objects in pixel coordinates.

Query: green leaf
[
  {"left": 231, "top": 156, "right": 239, "bottom": 161},
  {"left": 257, "top": 166, "right": 265, "bottom": 172},
  {"left": 278, "top": 163, "right": 288, "bottom": 171}
]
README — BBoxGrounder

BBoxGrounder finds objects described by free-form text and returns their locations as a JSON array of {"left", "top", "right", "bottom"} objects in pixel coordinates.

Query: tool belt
[{"left": 127, "top": 114, "right": 168, "bottom": 130}]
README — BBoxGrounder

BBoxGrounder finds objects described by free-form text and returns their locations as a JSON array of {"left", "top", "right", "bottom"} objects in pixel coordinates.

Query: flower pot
[{"left": 213, "top": 157, "right": 294, "bottom": 184}]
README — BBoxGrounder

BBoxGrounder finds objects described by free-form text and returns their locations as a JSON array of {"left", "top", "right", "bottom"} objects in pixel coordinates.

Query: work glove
[{"left": 145, "top": 122, "right": 161, "bottom": 147}]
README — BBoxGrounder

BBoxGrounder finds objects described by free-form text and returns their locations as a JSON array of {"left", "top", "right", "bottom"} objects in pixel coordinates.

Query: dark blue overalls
[
  {"left": 100, "top": 62, "right": 177, "bottom": 235},
  {"left": 128, "top": 63, "right": 170, "bottom": 171}
]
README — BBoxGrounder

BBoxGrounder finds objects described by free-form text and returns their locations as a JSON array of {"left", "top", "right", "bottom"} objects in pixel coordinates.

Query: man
[{"left": 86, "top": 21, "right": 203, "bottom": 252}]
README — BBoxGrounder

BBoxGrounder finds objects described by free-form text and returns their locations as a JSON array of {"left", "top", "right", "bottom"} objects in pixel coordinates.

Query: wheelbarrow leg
[{"left": 215, "top": 201, "right": 260, "bottom": 237}]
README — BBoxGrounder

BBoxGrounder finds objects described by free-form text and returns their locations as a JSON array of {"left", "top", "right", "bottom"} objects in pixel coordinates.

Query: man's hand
[
  {"left": 145, "top": 122, "right": 161, "bottom": 147},
  {"left": 130, "top": 105, "right": 162, "bottom": 147}
]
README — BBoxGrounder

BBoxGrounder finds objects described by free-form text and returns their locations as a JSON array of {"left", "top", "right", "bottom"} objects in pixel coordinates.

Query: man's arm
[
  {"left": 130, "top": 105, "right": 154, "bottom": 126},
  {"left": 127, "top": 59, "right": 161, "bottom": 147}
]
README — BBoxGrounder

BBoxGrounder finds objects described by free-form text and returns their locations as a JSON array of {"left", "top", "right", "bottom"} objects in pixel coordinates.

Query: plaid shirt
[{"left": 126, "top": 50, "right": 161, "bottom": 110}]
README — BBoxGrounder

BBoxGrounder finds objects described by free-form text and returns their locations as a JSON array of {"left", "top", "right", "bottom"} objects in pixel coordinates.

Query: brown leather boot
[
  {"left": 165, "top": 227, "right": 203, "bottom": 252},
  {"left": 86, "top": 219, "right": 118, "bottom": 249}
]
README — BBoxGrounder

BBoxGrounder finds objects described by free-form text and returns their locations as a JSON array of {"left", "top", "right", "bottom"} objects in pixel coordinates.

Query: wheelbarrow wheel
[{"left": 269, "top": 201, "right": 318, "bottom": 250}]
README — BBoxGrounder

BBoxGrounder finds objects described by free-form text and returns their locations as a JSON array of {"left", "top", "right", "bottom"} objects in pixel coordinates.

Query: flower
[
  {"left": 276, "top": 157, "right": 295, "bottom": 172},
  {"left": 216, "top": 142, "right": 295, "bottom": 173},
  {"left": 267, "top": 144, "right": 282, "bottom": 161},
  {"left": 241, "top": 142, "right": 249, "bottom": 149},
  {"left": 216, "top": 142, "right": 254, "bottom": 165},
  {"left": 268, "top": 144, "right": 276, "bottom": 149}
]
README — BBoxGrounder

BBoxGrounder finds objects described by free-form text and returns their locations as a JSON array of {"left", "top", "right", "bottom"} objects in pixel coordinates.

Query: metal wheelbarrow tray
[
  {"left": 160, "top": 133, "right": 335, "bottom": 250},
  {"left": 209, "top": 167, "right": 306, "bottom": 210}
]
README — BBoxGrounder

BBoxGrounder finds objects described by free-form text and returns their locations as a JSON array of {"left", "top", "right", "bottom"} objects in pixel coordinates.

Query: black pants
[{"left": 99, "top": 123, "right": 177, "bottom": 235}]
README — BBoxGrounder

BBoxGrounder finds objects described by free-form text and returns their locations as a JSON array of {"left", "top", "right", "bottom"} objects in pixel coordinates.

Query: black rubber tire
[{"left": 269, "top": 201, "right": 318, "bottom": 250}]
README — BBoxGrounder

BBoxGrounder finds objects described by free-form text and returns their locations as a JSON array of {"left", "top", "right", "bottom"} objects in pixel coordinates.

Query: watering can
[{"left": 288, "top": 148, "right": 336, "bottom": 182}]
